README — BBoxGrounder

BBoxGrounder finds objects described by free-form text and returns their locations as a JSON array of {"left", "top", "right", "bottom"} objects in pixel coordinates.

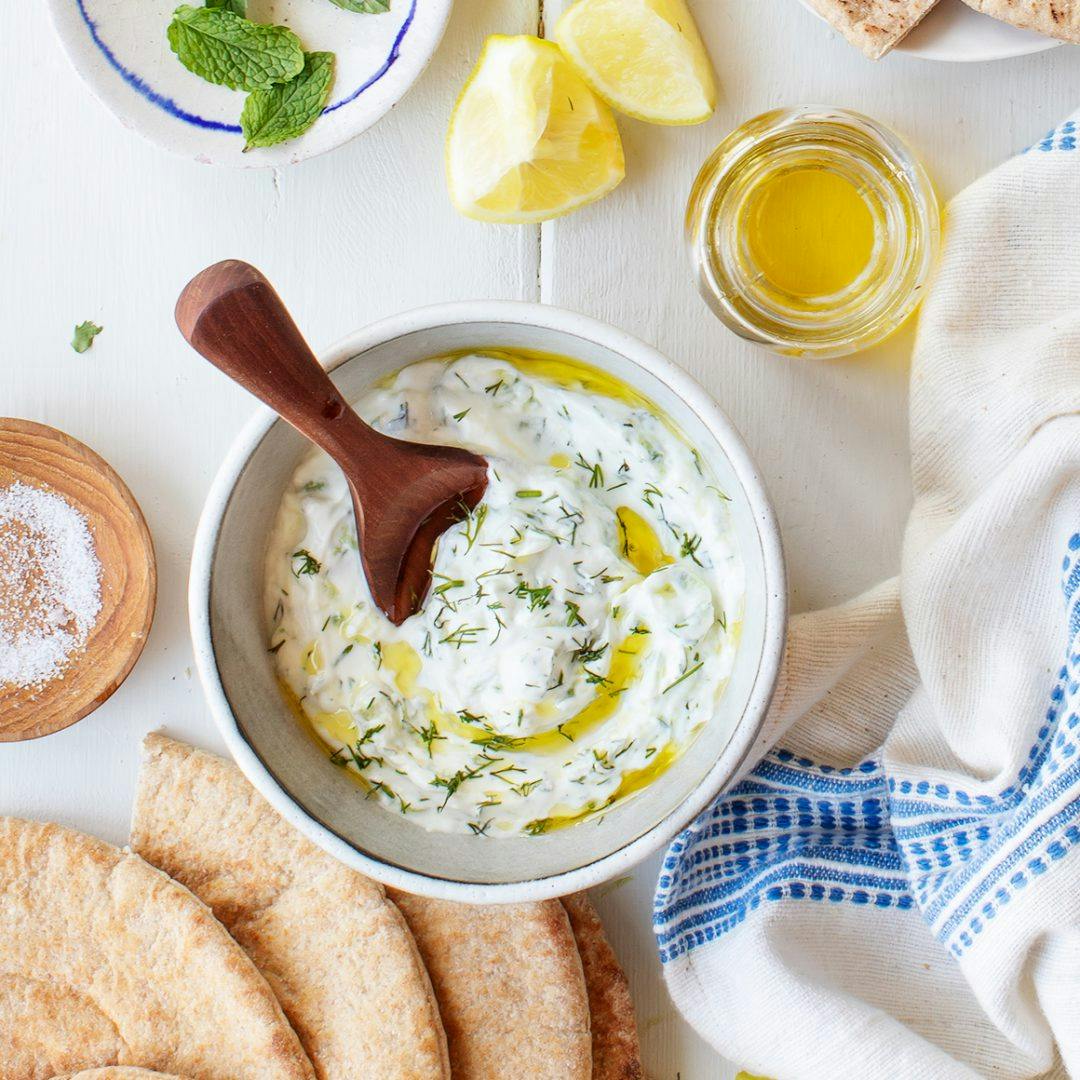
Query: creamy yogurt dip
[{"left": 265, "top": 352, "right": 744, "bottom": 836}]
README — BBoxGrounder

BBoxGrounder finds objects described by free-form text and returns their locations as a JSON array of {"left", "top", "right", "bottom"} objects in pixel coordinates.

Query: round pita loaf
[
  {"left": 130, "top": 734, "right": 449, "bottom": 1080},
  {"left": 389, "top": 892, "right": 592, "bottom": 1080},
  {"left": 804, "top": 0, "right": 940, "bottom": 57},
  {"left": 0, "top": 817, "right": 313, "bottom": 1080},
  {"left": 562, "top": 894, "right": 643, "bottom": 1080},
  {"left": 51, "top": 1071, "right": 185, "bottom": 1079},
  {"left": 961, "top": 0, "right": 1080, "bottom": 40}
]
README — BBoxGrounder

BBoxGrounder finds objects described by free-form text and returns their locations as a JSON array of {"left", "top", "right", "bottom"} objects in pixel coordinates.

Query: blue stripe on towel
[{"left": 655, "top": 533, "right": 1080, "bottom": 964}]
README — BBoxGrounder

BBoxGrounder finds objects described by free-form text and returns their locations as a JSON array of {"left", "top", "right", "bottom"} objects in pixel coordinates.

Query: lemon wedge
[
  {"left": 555, "top": 0, "right": 717, "bottom": 125},
  {"left": 446, "top": 35, "right": 625, "bottom": 224}
]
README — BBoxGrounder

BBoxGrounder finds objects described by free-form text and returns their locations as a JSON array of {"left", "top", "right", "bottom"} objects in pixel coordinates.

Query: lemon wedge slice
[
  {"left": 555, "top": 0, "right": 717, "bottom": 125},
  {"left": 446, "top": 35, "right": 625, "bottom": 224}
]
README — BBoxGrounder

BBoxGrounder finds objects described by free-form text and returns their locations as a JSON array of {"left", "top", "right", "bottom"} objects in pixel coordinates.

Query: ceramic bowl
[
  {"left": 46, "top": 0, "right": 452, "bottom": 167},
  {"left": 799, "top": 0, "right": 1059, "bottom": 61},
  {"left": 190, "top": 302, "right": 787, "bottom": 902}
]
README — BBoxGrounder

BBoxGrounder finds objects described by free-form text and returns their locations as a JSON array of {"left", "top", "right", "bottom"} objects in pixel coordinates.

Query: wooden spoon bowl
[{"left": 0, "top": 420, "right": 156, "bottom": 741}]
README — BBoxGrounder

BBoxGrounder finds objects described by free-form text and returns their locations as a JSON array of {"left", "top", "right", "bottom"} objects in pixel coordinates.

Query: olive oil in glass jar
[{"left": 687, "top": 106, "right": 940, "bottom": 359}]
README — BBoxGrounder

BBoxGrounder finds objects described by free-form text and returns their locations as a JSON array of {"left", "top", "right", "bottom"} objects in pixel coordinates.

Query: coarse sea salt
[{"left": 0, "top": 481, "right": 102, "bottom": 690}]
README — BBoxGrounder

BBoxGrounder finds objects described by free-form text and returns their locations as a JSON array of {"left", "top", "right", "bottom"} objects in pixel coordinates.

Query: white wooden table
[{"left": 2, "top": 1, "right": 1076, "bottom": 1075}]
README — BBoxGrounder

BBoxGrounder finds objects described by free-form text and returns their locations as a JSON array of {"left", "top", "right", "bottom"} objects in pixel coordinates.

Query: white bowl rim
[{"left": 190, "top": 300, "right": 787, "bottom": 903}]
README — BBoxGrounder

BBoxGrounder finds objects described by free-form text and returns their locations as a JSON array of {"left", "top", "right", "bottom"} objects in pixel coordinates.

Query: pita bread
[
  {"left": 389, "top": 892, "right": 592, "bottom": 1080},
  {"left": 51, "top": 1072, "right": 184, "bottom": 1079},
  {"left": 0, "top": 817, "right": 313, "bottom": 1080},
  {"left": 803, "top": 0, "right": 940, "bottom": 57},
  {"left": 562, "top": 894, "right": 643, "bottom": 1080},
  {"left": 961, "top": 0, "right": 1080, "bottom": 40},
  {"left": 130, "top": 735, "right": 449, "bottom": 1080}
]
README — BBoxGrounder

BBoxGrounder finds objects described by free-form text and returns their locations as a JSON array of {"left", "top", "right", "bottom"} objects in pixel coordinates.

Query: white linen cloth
[{"left": 653, "top": 115, "right": 1080, "bottom": 1078}]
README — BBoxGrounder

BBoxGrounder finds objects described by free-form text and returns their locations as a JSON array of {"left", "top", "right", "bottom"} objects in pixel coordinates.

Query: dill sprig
[
  {"left": 513, "top": 581, "right": 552, "bottom": 611},
  {"left": 440, "top": 624, "right": 483, "bottom": 649},
  {"left": 574, "top": 452, "right": 604, "bottom": 489},
  {"left": 663, "top": 660, "right": 704, "bottom": 694},
  {"left": 571, "top": 638, "right": 608, "bottom": 665},
  {"left": 474, "top": 732, "right": 525, "bottom": 752},
  {"left": 680, "top": 532, "right": 704, "bottom": 566},
  {"left": 291, "top": 549, "right": 321, "bottom": 577},
  {"left": 406, "top": 719, "right": 444, "bottom": 757},
  {"left": 564, "top": 600, "right": 586, "bottom": 627},
  {"left": 461, "top": 503, "right": 488, "bottom": 554}
]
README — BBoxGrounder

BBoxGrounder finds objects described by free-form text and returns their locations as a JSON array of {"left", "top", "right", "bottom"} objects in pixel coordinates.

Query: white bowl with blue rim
[{"left": 47, "top": 0, "right": 452, "bottom": 167}]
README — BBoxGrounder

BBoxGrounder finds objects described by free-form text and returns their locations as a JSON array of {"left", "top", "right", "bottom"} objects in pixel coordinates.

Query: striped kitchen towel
[{"left": 655, "top": 114, "right": 1080, "bottom": 1079}]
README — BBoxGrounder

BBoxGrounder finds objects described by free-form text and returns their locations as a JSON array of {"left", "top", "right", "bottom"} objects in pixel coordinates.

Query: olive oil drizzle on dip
[{"left": 265, "top": 352, "right": 744, "bottom": 836}]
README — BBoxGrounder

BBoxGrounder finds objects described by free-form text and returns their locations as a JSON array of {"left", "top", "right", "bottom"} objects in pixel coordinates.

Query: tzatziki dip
[{"left": 265, "top": 352, "right": 744, "bottom": 837}]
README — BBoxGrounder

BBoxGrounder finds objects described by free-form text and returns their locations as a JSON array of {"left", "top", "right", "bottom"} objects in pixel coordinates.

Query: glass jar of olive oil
[{"left": 687, "top": 106, "right": 940, "bottom": 359}]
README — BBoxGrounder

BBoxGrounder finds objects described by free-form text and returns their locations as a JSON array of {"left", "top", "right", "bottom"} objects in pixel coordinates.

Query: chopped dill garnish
[
  {"left": 513, "top": 581, "right": 552, "bottom": 611},
  {"left": 291, "top": 549, "right": 321, "bottom": 577},
  {"left": 525, "top": 818, "right": 550, "bottom": 836},
  {"left": 484, "top": 378, "right": 505, "bottom": 396},
  {"left": 630, "top": 625, "right": 650, "bottom": 635},
  {"left": 301, "top": 480, "right": 326, "bottom": 493},
  {"left": 680, "top": 533, "right": 704, "bottom": 566},
  {"left": 348, "top": 743, "right": 384, "bottom": 771},
  {"left": 516, "top": 489, "right": 543, "bottom": 499},
  {"left": 462, "top": 503, "right": 488, "bottom": 554},
  {"left": 468, "top": 820, "right": 492, "bottom": 836},
  {"left": 432, "top": 760, "right": 489, "bottom": 810},
  {"left": 663, "top": 660, "right": 704, "bottom": 694},
  {"left": 410, "top": 720, "right": 444, "bottom": 757},
  {"left": 564, "top": 600, "right": 586, "bottom": 627},
  {"left": 457, "top": 709, "right": 487, "bottom": 725},
  {"left": 642, "top": 483, "right": 663, "bottom": 508},
  {"left": 474, "top": 732, "right": 525, "bottom": 752},
  {"left": 267, "top": 639, "right": 286, "bottom": 654},
  {"left": 433, "top": 576, "right": 466, "bottom": 596},
  {"left": 571, "top": 638, "right": 608, "bottom": 665},
  {"left": 373, "top": 641, "right": 383, "bottom": 668},
  {"left": 440, "top": 624, "right": 483, "bottom": 648},
  {"left": 574, "top": 452, "right": 604, "bottom": 489},
  {"left": 452, "top": 408, "right": 471, "bottom": 421}
]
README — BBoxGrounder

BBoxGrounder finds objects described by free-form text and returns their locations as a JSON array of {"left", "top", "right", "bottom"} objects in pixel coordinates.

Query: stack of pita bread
[
  {"left": 803, "top": 0, "right": 1079, "bottom": 59},
  {"left": 0, "top": 734, "right": 642, "bottom": 1080}
]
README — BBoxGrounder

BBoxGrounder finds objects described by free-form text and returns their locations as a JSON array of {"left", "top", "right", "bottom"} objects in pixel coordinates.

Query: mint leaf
[
  {"left": 71, "top": 321, "right": 103, "bottom": 353},
  {"left": 241, "top": 51, "right": 335, "bottom": 150},
  {"left": 205, "top": 0, "right": 246, "bottom": 14},
  {"left": 326, "top": 0, "right": 391, "bottom": 12},
  {"left": 167, "top": 5, "right": 304, "bottom": 91}
]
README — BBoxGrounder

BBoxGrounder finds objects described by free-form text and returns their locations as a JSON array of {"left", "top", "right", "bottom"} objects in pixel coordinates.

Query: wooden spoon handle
[{"left": 175, "top": 260, "right": 379, "bottom": 462}]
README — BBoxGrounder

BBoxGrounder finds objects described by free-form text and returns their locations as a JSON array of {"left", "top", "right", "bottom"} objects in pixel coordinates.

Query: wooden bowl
[{"left": 0, "top": 419, "right": 156, "bottom": 741}]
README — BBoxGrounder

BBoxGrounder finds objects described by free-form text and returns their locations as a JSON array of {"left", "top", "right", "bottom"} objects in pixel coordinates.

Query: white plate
[
  {"left": 801, "top": 0, "right": 1061, "bottom": 62},
  {"left": 47, "top": 0, "right": 453, "bottom": 167}
]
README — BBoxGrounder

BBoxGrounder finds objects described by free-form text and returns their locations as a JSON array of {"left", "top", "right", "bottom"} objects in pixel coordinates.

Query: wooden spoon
[
  {"left": 0, "top": 419, "right": 156, "bottom": 741},
  {"left": 176, "top": 260, "right": 489, "bottom": 625}
]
